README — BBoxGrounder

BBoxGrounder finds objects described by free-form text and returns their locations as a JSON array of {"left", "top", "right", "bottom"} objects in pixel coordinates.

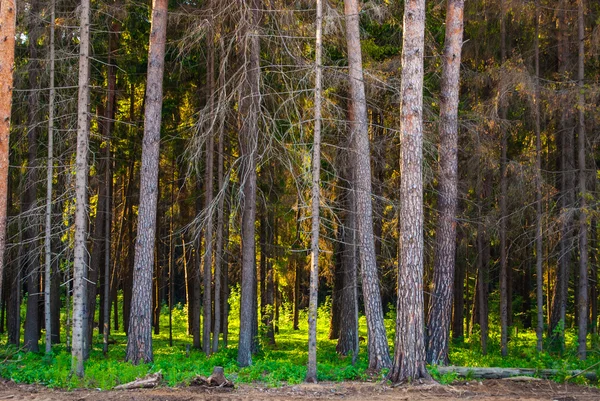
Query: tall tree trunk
[
  {"left": 125, "top": 0, "right": 168, "bottom": 364},
  {"left": 533, "top": 0, "right": 544, "bottom": 352},
  {"left": 72, "top": 0, "right": 92, "bottom": 376},
  {"left": 576, "top": 0, "right": 587, "bottom": 360},
  {"left": 305, "top": 0, "right": 322, "bottom": 380},
  {"left": 498, "top": 0, "right": 509, "bottom": 358},
  {"left": 24, "top": 0, "right": 42, "bottom": 353},
  {"left": 389, "top": 0, "right": 429, "bottom": 383},
  {"left": 212, "top": 36, "right": 228, "bottom": 354},
  {"left": 426, "top": 0, "right": 464, "bottom": 366},
  {"left": 202, "top": 31, "right": 215, "bottom": 356},
  {"left": 550, "top": 0, "right": 573, "bottom": 352},
  {"left": 336, "top": 159, "right": 358, "bottom": 359},
  {"left": 0, "top": 0, "right": 16, "bottom": 315},
  {"left": 237, "top": 0, "right": 261, "bottom": 367},
  {"left": 44, "top": 0, "right": 56, "bottom": 355},
  {"left": 345, "top": 0, "right": 391, "bottom": 371},
  {"left": 292, "top": 206, "right": 301, "bottom": 331}
]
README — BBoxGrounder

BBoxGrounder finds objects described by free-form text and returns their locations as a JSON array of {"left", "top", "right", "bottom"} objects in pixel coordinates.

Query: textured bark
[
  {"left": 533, "top": 0, "right": 544, "bottom": 353},
  {"left": 292, "top": 207, "right": 302, "bottom": 331},
  {"left": 0, "top": 0, "right": 16, "bottom": 314},
  {"left": 6, "top": 257, "right": 20, "bottom": 346},
  {"left": 498, "top": 0, "right": 508, "bottom": 358},
  {"left": 476, "top": 204, "right": 490, "bottom": 354},
  {"left": 345, "top": 0, "right": 390, "bottom": 371},
  {"left": 72, "top": 0, "right": 91, "bottom": 376},
  {"left": 329, "top": 235, "right": 343, "bottom": 340},
  {"left": 426, "top": 0, "right": 464, "bottom": 366},
  {"left": 212, "top": 75, "right": 226, "bottom": 353},
  {"left": 102, "top": 20, "right": 118, "bottom": 356},
  {"left": 576, "top": 0, "right": 587, "bottom": 360},
  {"left": 203, "top": 32, "right": 215, "bottom": 356},
  {"left": 23, "top": 0, "right": 42, "bottom": 353},
  {"left": 550, "top": 0, "right": 573, "bottom": 352},
  {"left": 306, "top": 0, "right": 322, "bottom": 380},
  {"left": 126, "top": 0, "right": 168, "bottom": 364},
  {"left": 222, "top": 199, "right": 230, "bottom": 347},
  {"left": 237, "top": 0, "right": 261, "bottom": 367},
  {"left": 336, "top": 161, "right": 358, "bottom": 358},
  {"left": 43, "top": 0, "right": 56, "bottom": 355},
  {"left": 452, "top": 244, "right": 464, "bottom": 340},
  {"left": 389, "top": 0, "right": 429, "bottom": 383}
]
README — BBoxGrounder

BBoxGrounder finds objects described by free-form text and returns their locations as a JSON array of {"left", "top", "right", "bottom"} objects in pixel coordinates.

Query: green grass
[{"left": 1, "top": 289, "right": 599, "bottom": 389}]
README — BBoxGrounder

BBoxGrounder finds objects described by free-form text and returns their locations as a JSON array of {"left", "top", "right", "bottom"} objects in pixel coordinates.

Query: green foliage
[{"left": 2, "top": 295, "right": 600, "bottom": 389}]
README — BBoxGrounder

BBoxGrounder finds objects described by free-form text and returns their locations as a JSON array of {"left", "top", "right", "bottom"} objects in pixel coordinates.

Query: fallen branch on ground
[
  {"left": 114, "top": 371, "right": 163, "bottom": 390},
  {"left": 435, "top": 366, "right": 597, "bottom": 382}
]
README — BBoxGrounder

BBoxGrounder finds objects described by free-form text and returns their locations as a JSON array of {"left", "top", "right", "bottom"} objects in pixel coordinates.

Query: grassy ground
[{"left": 0, "top": 289, "right": 599, "bottom": 389}]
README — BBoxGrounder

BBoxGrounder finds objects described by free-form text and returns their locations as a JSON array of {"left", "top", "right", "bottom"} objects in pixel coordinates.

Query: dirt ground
[{"left": 1, "top": 378, "right": 599, "bottom": 401}]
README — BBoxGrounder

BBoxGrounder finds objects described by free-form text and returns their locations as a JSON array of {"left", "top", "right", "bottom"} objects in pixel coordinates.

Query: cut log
[
  {"left": 114, "top": 371, "right": 163, "bottom": 390},
  {"left": 436, "top": 367, "right": 597, "bottom": 382},
  {"left": 190, "top": 366, "right": 234, "bottom": 388}
]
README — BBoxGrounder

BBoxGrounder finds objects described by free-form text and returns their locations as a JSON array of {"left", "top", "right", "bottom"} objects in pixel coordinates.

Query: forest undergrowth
[{"left": 0, "top": 288, "right": 598, "bottom": 390}]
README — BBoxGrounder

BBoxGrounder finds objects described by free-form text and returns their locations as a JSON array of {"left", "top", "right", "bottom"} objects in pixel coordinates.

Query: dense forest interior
[{"left": 0, "top": 0, "right": 600, "bottom": 388}]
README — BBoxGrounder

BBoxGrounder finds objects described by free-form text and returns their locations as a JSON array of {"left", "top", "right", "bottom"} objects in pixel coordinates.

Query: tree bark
[
  {"left": 426, "top": 0, "right": 464, "bottom": 366},
  {"left": 533, "top": 0, "right": 544, "bottom": 353},
  {"left": 389, "top": 0, "right": 430, "bottom": 383},
  {"left": 72, "top": 0, "right": 92, "bottom": 376},
  {"left": 126, "top": 0, "right": 169, "bottom": 365},
  {"left": 336, "top": 159, "right": 358, "bottom": 359},
  {"left": 237, "top": 0, "right": 261, "bottom": 367},
  {"left": 202, "top": 31, "right": 215, "bottom": 356},
  {"left": 576, "top": 0, "right": 587, "bottom": 360},
  {"left": 44, "top": 0, "right": 56, "bottom": 355},
  {"left": 498, "top": 0, "right": 509, "bottom": 358},
  {"left": 550, "top": 0, "right": 573, "bottom": 352},
  {"left": 0, "top": 0, "right": 16, "bottom": 316},
  {"left": 305, "top": 0, "right": 322, "bottom": 380},
  {"left": 23, "top": 0, "right": 42, "bottom": 353},
  {"left": 345, "top": 0, "right": 391, "bottom": 371}
]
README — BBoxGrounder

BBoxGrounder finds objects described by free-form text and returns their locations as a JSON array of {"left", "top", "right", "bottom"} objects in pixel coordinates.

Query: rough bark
[
  {"left": 306, "top": 0, "right": 322, "bottom": 380},
  {"left": 498, "top": 0, "right": 508, "bottom": 358},
  {"left": 126, "top": 0, "right": 168, "bottom": 364},
  {"left": 44, "top": 0, "right": 56, "bottom": 355},
  {"left": 203, "top": 32, "right": 215, "bottom": 356},
  {"left": 72, "top": 0, "right": 91, "bottom": 376},
  {"left": 389, "top": 0, "right": 430, "bottom": 383},
  {"left": 23, "top": 0, "right": 42, "bottom": 353},
  {"left": 533, "top": 0, "right": 543, "bottom": 353},
  {"left": 345, "top": 0, "right": 391, "bottom": 371},
  {"left": 237, "top": 0, "right": 261, "bottom": 367},
  {"left": 550, "top": 0, "right": 573, "bottom": 352},
  {"left": 0, "top": 0, "right": 16, "bottom": 314},
  {"left": 426, "top": 0, "right": 464, "bottom": 366},
  {"left": 336, "top": 160, "right": 358, "bottom": 359},
  {"left": 576, "top": 0, "right": 587, "bottom": 360}
]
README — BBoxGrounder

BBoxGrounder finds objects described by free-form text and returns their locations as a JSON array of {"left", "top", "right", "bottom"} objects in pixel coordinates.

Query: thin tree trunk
[
  {"left": 550, "top": 0, "right": 573, "bottom": 352},
  {"left": 498, "top": 0, "right": 509, "bottom": 358},
  {"left": 24, "top": 0, "right": 42, "bottom": 353},
  {"left": 44, "top": 0, "right": 56, "bottom": 355},
  {"left": 0, "top": 0, "right": 16, "bottom": 314},
  {"left": 576, "top": 0, "right": 587, "bottom": 360},
  {"left": 292, "top": 206, "right": 301, "bottom": 331},
  {"left": 345, "top": 0, "right": 391, "bottom": 371},
  {"left": 533, "top": 0, "right": 544, "bottom": 353},
  {"left": 237, "top": 0, "right": 261, "bottom": 367},
  {"left": 389, "top": 0, "right": 429, "bottom": 383},
  {"left": 125, "top": 0, "right": 169, "bottom": 364},
  {"left": 203, "top": 31, "right": 215, "bottom": 356},
  {"left": 452, "top": 243, "right": 464, "bottom": 340},
  {"left": 426, "top": 0, "right": 464, "bottom": 366},
  {"left": 212, "top": 37, "right": 228, "bottom": 354},
  {"left": 305, "top": 0, "right": 322, "bottom": 380}
]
